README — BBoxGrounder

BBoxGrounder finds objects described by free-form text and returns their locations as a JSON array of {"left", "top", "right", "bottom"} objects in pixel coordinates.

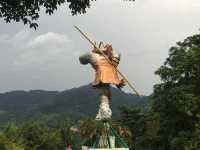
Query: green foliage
[
  {"left": 79, "top": 118, "right": 101, "bottom": 141},
  {"left": 119, "top": 106, "right": 153, "bottom": 150},
  {"left": 120, "top": 106, "right": 146, "bottom": 137},
  {"left": 0, "top": 86, "right": 149, "bottom": 126},
  {"left": 20, "top": 121, "right": 49, "bottom": 149},
  {"left": 0, "top": 120, "right": 80, "bottom": 150},
  {"left": 56, "top": 119, "right": 81, "bottom": 150},
  {"left": 0, "top": 0, "right": 134, "bottom": 29},
  {"left": 0, "top": 134, "right": 24, "bottom": 150},
  {"left": 0, "top": 123, "right": 24, "bottom": 150},
  {"left": 152, "top": 33, "right": 200, "bottom": 149},
  {"left": 116, "top": 33, "right": 200, "bottom": 150},
  {"left": 3, "top": 122, "right": 19, "bottom": 140},
  {"left": 0, "top": 119, "right": 133, "bottom": 150},
  {"left": 0, "top": 0, "right": 92, "bottom": 29}
]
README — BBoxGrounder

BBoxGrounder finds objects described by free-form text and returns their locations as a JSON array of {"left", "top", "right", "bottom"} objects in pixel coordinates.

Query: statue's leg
[{"left": 95, "top": 84, "right": 112, "bottom": 120}]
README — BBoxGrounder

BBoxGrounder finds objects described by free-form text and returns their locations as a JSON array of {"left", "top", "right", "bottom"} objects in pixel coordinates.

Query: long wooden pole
[{"left": 74, "top": 25, "right": 141, "bottom": 97}]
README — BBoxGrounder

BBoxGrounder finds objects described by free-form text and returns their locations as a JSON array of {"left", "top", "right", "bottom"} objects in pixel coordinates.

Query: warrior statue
[{"left": 79, "top": 42, "right": 125, "bottom": 120}]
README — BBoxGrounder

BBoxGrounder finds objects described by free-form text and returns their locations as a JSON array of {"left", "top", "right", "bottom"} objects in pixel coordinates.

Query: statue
[
  {"left": 79, "top": 42, "right": 125, "bottom": 120},
  {"left": 75, "top": 26, "right": 133, "bottom": 149}
]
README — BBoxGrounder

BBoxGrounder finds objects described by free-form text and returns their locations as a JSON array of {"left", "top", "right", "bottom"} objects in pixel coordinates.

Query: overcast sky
[{"left": 0, "top": 0, "right": 200, "bottom": 95}]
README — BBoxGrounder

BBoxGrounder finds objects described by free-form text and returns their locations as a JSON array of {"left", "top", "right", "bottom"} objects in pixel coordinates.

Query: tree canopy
[
  {"left": 0, "top": 0, "right": 134, "bottom": 29},
  {"left": 118, "top": 32, "right": 200, "bottom": 150},
  {"left": 152, "top": 33, "right": 200, "bottom": 149}
]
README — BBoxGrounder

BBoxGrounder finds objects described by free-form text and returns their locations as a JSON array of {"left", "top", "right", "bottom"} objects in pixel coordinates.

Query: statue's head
[
  {"left": 80, "top": 42, "right": 121, "bottom": 67},
  {"left": 95, "top": 42, "right": 121, "bottom": 67},
  {"left": 104, "top": 43, "right": 121, "bottom": 66},
  {"left": 104, "top": 44, "right": 113, "bottom": 52}
]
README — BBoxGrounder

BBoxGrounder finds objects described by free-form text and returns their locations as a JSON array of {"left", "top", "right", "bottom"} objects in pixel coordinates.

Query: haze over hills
[{"left": 0, "top": 84, "right": 149, "bottom": 126}]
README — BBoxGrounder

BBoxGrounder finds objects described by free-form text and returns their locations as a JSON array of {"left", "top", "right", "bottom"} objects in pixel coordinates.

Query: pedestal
[{"left": 81, "top": 122, "right": 129, "bottom": 150}]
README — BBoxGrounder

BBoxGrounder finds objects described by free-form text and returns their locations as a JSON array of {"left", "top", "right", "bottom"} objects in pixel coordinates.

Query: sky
[{"left": 0, "top": 0, "right": 200, "bottom": 95}]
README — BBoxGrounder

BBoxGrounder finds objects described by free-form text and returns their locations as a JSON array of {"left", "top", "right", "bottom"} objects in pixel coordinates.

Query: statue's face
[{"left": 104, "top": 44, "right": 113, "bottom": 52}]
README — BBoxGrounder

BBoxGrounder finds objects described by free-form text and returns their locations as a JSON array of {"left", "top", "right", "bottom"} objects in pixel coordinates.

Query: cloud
[
  {"left": 140, "top": 0, "right": 200, "bottom": 15},
  {"left": 0, "top": 30, "right": 79, "bottom": 92},
  {"left": 161, "top": 0, "right": 200, "bottom": 11},
  {"left": 0, "top": 30, "right": 74, "bottom": 70}
]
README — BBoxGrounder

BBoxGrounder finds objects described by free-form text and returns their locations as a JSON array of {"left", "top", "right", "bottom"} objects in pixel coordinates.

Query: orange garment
[{"left": 92, "top": 59, "right": 121, "bottom": 86}]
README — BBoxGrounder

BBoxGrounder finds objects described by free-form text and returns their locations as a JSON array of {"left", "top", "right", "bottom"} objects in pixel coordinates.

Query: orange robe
[{"left": 92, "top": 59, "right": 121, "bottom": 86}]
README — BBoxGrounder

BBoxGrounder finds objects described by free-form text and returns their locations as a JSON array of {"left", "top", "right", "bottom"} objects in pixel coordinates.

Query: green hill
[{"left": 0, "top": 84, "right": 149, "bottom": 126}]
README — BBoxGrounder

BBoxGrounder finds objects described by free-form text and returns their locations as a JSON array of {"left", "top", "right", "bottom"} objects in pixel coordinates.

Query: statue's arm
[{"left": 79, "top": 52, "right": 93, "bottom": 65}]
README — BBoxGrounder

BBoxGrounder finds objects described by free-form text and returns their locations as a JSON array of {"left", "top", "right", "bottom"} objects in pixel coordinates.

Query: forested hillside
[{"left": 0, "top": 85, "right": 149, "bottom": 126}]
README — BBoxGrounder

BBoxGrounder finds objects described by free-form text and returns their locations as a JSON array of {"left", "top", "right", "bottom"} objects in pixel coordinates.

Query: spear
[{"left": 74, "top": 25, "right": 141, "bottom": 97}]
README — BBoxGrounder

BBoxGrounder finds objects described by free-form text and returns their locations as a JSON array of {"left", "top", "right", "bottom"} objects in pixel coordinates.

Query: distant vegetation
[
  {"left": 0, "top": 85, "right": 149, "bottom": 126},
  {"left": 0, "top": 120, "right": 81, "bottom": 150}
]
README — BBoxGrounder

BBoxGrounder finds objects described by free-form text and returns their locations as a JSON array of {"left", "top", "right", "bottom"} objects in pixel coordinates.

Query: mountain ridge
[{"left": 0, "top": 84, "right": 149, "bottom": 126}]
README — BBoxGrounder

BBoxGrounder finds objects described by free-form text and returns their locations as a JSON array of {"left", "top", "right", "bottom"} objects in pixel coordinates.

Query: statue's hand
[
  {"left": 111, "top": 60, "right": 119, "bottom": 67},
  {"left": 116, "top": 79, "right": 126, "bottom": 89}
]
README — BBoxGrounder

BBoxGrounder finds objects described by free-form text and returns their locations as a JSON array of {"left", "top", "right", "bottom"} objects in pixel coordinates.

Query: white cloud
[
  {"left": 0, "top": 34, "right": 10, "bottom": 42},
  {"left": 142, "top": 0, "right": 200, "bottom": 13},
  {"left": 27, "top": 32, "right": 69, "bottom": 48},
  {"left": 0, "top": 31, "right": 74, "bottom": 69},
  {"left": 0, "top": 30, "right": 78, "bottom": 92}
]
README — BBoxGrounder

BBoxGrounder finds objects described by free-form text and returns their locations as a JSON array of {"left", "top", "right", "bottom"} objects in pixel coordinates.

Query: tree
[
  {"left": 0, "top": 120, "right": 81, "bottom": 150},
  {"left": 0, "top": 134, "right": 24, "bottom": 150},
  {"left": 0, "top": 0, "right": 134, "bottom": 29},
  {"left": 19, "top": 121, "right": 50, "bottom": 150},
  {"left": 152, "top": 33, "right": 200, "bottom": 149},
  {"left": 56, "top": 119, "right": 81, "bottom": 150},
  {"left": 119, "top": 106, "right": 146, "bottom": 149},
  {"left": 0, "top": 123, "right": 25, "bottom": 150}
]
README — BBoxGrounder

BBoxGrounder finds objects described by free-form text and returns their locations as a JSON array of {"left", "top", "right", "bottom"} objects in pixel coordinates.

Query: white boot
[{"left": 96, "top": 95, "right": 112, "bottom": 120}]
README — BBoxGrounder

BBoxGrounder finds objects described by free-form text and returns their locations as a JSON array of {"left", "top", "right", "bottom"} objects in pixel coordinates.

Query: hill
[{"left": 0, "top": 84, "right": 149, "bottom": 126}]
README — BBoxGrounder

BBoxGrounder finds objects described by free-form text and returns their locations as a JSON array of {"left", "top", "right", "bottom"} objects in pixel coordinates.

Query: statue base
[{"left": 81, "top": 121, "right": 129, "bottom": 150}]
